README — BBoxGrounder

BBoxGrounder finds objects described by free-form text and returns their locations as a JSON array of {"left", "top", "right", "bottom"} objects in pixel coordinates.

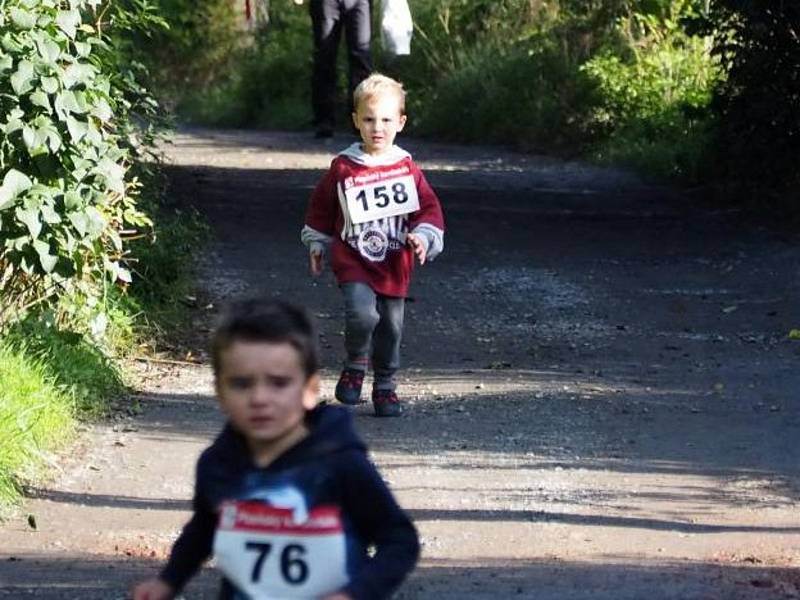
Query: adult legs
[
  {"left": 342, "top": 0, "right": 373, "bottom": 113},
  {"left": 309, "top": 0, "right": 342, "bottom": 132}
]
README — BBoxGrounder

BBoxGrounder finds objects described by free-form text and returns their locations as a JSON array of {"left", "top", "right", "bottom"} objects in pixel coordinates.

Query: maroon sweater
[{"left": 303, "top": 144, "right": 445, "bottom": 297}]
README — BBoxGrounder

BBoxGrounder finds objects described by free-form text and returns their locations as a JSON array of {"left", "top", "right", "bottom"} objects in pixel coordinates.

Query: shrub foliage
[
  {"left": 0, "top": 0, "right": 157, "bottom": 328},
  {"left": 706, "top": 1, "right": 800, "bottom": 201}
]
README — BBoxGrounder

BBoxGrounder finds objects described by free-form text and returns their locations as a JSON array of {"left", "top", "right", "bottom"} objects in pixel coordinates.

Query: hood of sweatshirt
[
  {"left": 208, "top": 403, "right": 365, "bottom": 473},
  {"left": 339, "top": 142, "right": 411, "bottom": 167}
]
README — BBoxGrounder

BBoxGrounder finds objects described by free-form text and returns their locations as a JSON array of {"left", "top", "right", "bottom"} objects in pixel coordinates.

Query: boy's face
[
  {"left": 352, "top": 93, "right": 407, "bottom": 156},
  {"left": 216, "top": 340, "right": 318, "bottom": 454}
]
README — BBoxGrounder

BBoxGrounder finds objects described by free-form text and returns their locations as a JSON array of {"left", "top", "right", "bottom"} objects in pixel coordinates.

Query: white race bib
[
  {"left": 213, "top": 501, "right": 349, "bottom": 599},
  {"left": 344, "top": 174, "right": 419, "bottom": 224}
]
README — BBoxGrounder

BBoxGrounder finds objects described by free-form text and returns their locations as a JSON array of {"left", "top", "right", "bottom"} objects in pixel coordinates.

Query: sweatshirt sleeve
[
  {"left": 340, "top": 452, "right": 420, "bottom": 600},
  {"left": 409, "top": 166, "right": 445, "bottom": 260},
  {"left": 302, "top": 163, "right": 340, "bottom": 250},
  {"left": 158, "top": 461, "right": 217, "bottom": 591}
]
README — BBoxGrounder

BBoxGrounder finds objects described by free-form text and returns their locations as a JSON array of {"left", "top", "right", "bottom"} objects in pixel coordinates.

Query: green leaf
[
  {"left": 68, "top": 211, "right": 88, "bottom": 236},
  {"left": 108, "top": 229, "right": 122, "bottom": 252},
  {"left": 41, "top": 76, "right": 59, "bottom": 94},
  {"left": 0, "top": 54, "right": 12, "bottom": 71},
  {"left": 46, "top": 128, "right": 62, "bottom": 152},
  {"left": 20, "top": 255, "right": 36, "bottom": 275},
  {"left": 15, "top": 206, "right": 42, "bottom": 238},
  {"left": 10, "top": 60, "right": 34, "bottom": 95},
  {"left": 32, "top": 31, "right": 61, "bottom": 64},
  {"left": 8, "top": 236, "right": 28, "bottom": 251},
  {"left": 64, "top": 190, "right": 82, "bottom": 210},
  {"left": 30, "top": 90, "right": 51, "bottom": 110},
  {"left": 96, "top": 158, "right": 126, "bottom": 194},
  {"left": 33, "top": 239, "right": 58, "bottom": 273},
  {"left": 91, "top": 98, "right": 112, "bottom": 122},
  {"left": 5, "top": 117, "right": 24, "bottom": 135},
  {"left": 40, "top": 203, "right": 61, "bottom": 224},
  {"left": 0, "top": 169, "right": 33, "bottom": 210},
  {"left": 117, "top": 265, "right": 132, "bottom": 284},
  {"left": 56, "top": 89, "right": 88, "bottom": 114},
  {"left": 9, "top": 8, "right": 37, "bottom": 29},
  {"left": 85, "top": 121, "right": 103, "bottom": 145},
  {"left": 2, "top": 33, "right": 24, "bottom": 53},
  {"left": 63, "top": 63, "right": 95, "bottom": 89},
  {"left": 66, "top": 115, "right": 88, "bottom": 142},
  {"left": 84, "top": 206, "right": 106, "bottom": 236},
  {"left": 22, "top": 125, "right": 48, "bottom": 156},
  {"left": 74, "top": 41, "right": 91, "bottom": 57},
  {"left": 56, "top": 10, "right": 80, "bottom": 39}
]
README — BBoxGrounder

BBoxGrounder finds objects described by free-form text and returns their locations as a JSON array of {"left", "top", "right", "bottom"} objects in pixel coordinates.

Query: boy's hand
[
  {"left": 407, "top": 233, "right": 427, "bottom": 265},
  {"left": 131, "top": 578, "right": 174, "bottom": 600},
  {"left": 310, "top": 249, "right": 324, "bottom": 276}
]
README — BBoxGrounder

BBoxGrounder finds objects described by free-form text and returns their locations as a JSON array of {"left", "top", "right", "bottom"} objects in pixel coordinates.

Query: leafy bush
[
  {"left": 705, "top": 1, "right": 800, "bottom": 203},
  {"left": 176, "top": 2, "right": 311, "bottom": 127},
  {"left": 130, "top": 0, "right": 245, "bottom": 107},
  {"left": 0, "top": 0, "right": 157, "bottom": 329},
  {"left": 581, "top": 3, "right": 719, "bottom": 180},
  {"left": 412, "top": 39, "right": 596, "bottom": 151}
]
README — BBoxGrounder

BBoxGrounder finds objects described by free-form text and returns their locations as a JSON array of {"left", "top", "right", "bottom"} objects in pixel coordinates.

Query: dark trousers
[{"left": 309, "top": 0, "right": 372, "bottom": 129}]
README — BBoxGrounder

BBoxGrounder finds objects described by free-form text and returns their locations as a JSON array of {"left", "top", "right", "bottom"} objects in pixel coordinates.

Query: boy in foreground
[
  {"left": 301, "top": 73, "right": 445, "bottom": 417},
  {"left": 132, "top": 298, "right": 420, "bottom": 599}
]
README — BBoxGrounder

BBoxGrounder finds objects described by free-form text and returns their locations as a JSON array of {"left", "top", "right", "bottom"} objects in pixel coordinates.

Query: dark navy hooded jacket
[{"left": 159, "top": 403, "right": 419, "bottom": 599}]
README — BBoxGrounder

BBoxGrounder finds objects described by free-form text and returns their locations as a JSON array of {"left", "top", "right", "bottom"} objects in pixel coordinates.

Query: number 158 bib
[
  {"left": 344, "top": 175, "right": 420, "bottom": 224},
  {"left": 213, "top": 501, "right": 349, "bottom": 599}
]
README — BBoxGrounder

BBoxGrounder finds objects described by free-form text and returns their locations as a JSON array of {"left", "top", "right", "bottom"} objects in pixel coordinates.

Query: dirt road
[{"left": 1, "top": 129, "right": 799, "bottom": 599}]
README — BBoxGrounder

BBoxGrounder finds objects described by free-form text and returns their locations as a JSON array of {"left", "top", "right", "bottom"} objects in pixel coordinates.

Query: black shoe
[
  {"left": 372, "top": 389, "right": 402, "bottom": 417},
  {"left": 335, "top": 368, "right": 365, "bottom": 405}
]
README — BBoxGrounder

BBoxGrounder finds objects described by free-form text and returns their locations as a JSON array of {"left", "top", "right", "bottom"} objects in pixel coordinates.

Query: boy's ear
[
  {"left": 398, "top": 113, "right": 407, "bottom": 131},
  {"left": 352, "top": 112, "right": 359, "bottom": 129},
  {"left": 303, "top": 373, "right": 321, "bottom": 410}
]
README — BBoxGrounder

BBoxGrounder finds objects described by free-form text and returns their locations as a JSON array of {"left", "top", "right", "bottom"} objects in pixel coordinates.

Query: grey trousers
[{"left": 342, "top": 282, "right": 405, "bottom": 391}]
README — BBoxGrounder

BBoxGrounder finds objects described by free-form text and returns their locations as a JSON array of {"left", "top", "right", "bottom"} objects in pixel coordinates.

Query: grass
[
  {"left": 0, "top": 317, "right": 128, "bottom": 511},
  {"left": 0, "top": 342, "right": 75, "bottom": 509}
]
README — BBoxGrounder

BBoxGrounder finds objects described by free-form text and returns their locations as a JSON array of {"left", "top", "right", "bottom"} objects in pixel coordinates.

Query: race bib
[
  {"left": 344, "top": 174, "right": 419, "bottom": 224},
  {"left": 213, "top": 501, "right": 349, "bottom": 599}
]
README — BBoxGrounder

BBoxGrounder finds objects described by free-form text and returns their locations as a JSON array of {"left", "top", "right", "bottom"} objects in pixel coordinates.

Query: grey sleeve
[
  {"left": 410, "top": 223, "right": 444, "bottom": 261},
  {"left": 301, "top": 225, "right": 333, "bottom": 254}
]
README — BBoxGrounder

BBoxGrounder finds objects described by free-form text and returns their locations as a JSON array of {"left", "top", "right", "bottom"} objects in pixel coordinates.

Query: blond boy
[{"left": 301, "top": 74, "right": 445, "bottom": 417}]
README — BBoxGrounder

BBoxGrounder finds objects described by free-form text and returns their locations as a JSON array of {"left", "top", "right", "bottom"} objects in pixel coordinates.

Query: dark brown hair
[{"left": 211, "top": 298, "right": 319, "bottom": 380}]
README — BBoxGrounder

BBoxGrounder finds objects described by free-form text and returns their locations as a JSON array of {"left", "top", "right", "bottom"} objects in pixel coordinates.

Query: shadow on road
[{"left": 1, "top": 553, "right": 797, "bottom": 600}]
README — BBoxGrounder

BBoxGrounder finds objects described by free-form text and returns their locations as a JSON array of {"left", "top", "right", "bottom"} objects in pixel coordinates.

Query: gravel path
[{"left": 1, "top": 128, "right": 799, "bottom": 599}]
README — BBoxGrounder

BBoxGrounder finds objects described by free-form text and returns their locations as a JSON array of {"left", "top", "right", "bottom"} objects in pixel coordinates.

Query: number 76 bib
[
  {"left": 214, "top": 501, "right": 349, "bottom": 599},
  {"left": 344, "top": 175, "right": 420, "bottom": 224}
]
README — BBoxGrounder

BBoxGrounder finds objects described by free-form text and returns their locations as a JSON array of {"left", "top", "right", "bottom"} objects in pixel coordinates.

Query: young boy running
[
  {"left": 132, "top": 298, "right": 419, "bottom": 600},
  {"left": 301, "top": 73, "right": 445, "bottom": 417}
]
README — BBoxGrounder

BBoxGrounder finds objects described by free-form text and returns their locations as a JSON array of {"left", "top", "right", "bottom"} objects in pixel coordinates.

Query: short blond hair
[{"left": 353, "top": 73, "right": 406, "bottom": 114}]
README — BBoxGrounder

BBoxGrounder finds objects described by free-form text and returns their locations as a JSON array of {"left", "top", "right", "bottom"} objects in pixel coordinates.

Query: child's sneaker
[
  {"left": 335, "top": 368, "right": 365, "bottom": 405},
  {"left": 372, "top": 389, "right": 402, "bottom": 417}
]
